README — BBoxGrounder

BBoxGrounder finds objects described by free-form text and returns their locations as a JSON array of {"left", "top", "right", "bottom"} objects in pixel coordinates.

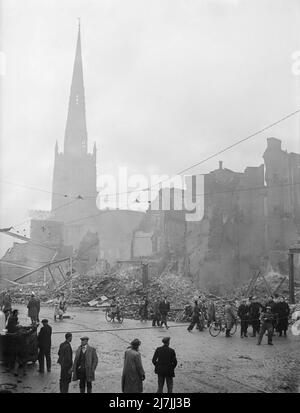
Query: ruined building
[
  {"left": 132, "top": 139, "right": 300, "bottom": 294},
  {"left": 1, "top": 25, "right": 299, "bottom": 290},
  {"left": 264, "top": 138, "right": 300, "bottom": 271},
  {"left": 187, "top": 138, "right": 300, "bottom": 293}
]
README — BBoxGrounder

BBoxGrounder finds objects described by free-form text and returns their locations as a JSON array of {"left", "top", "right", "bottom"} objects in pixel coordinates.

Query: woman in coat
[{"left": 121, "top": 338, "right": 145, "bottom": 393}]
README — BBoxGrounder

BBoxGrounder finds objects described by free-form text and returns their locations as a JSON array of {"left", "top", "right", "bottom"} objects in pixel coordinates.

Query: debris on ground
[{"left": 5, "top": 263, "right": 300, "bottom": 321}]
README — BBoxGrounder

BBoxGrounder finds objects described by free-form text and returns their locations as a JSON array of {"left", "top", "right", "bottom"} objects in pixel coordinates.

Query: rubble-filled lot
[{"left": 7, "top": 266, "right": 300, "bottom": 321}]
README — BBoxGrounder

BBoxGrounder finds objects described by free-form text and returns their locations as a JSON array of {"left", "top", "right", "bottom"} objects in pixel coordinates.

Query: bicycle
[
  {"left": 105, "top": 307, "right": 124, "bottom": 324},
  {"left": 209, "top": 318, "right": 237, "bottom": 337}
]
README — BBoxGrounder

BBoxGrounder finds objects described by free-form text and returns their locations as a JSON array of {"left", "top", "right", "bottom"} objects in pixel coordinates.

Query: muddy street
[{"left": 0, "top": 304, "right": 299, "bottom": 393}]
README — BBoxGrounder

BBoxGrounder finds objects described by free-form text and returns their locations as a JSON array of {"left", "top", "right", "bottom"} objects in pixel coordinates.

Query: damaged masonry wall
[{"left": 134, "top": 139, "right": 300, "bottom": 295}]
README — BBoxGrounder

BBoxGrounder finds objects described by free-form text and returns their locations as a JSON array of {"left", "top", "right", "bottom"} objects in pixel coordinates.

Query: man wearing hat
[
  {"left": 121, "top": 338, "right": 145, "bottom": 393},
  {"left": 37, "top": 319, "right": 52, "bottom": 373},
  {"left": 58, "top": 332, "right": 73, "bottom": 393},
  {"left": 27, "top": 292, "right": 40, "bottom": 324},
  {"left": 72, "top": 336, "right": 98, "bottom": 393},
  {"left": 257, "top": 306, "right": 274, "bottom": 345},
  {"left": 152, "top": 337, "right": 177, "bottom": 393}
]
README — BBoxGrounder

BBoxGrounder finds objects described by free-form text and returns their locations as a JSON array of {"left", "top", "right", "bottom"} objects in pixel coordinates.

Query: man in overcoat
[
  {"left": 224, "top": 301, "right": 236, "bottom": 337},
  {"left": 159, "top": 296, "right": 170, "bottom": 329},
  {"left": 275, "top": 296, "right": 290, "bottom": 337},
  {"left": 72, "top": 336, "right": 98, "bottom": 393},
  {"left": 248, "top": 296, "right": 261, "bottom": 337},
  {"left": 121, "top": 338, "right": 145, "bottom": 393},
  {"left": 187, "top": 300, "right": 202, "bottom": 332},
  {"left": 57, "top": 332, "right": 73, "bottom": 393},
  {"left": 237, "top": 298, "right": 249, "bottom": 338},
  {"left": 152, "top": 337, "right": 177, "bottom": 393},
  {"left": 151, "top": 300, "right": 161, "bottom": 327},
  {"left": 27, "top": 292, "right": 40, "bottom": 324},
  {"left": 37, "top": 319, "right": 52, "bottom": 372}
]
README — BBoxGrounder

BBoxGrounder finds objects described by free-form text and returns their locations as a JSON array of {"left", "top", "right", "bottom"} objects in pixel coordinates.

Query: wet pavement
[{"left": 1, "top": 304, "right": 300, "bottom": 393}]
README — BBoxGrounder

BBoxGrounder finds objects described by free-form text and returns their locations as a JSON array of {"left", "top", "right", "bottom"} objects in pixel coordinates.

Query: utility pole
[
  {"left": 288, "top": 236, "right": 300, "bottom": 304},
  {"left": 288, "top": 252, "right": 295, "bottom": 304}
]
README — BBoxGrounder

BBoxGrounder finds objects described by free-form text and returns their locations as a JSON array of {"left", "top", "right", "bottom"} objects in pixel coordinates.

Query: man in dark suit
[
  {"left": 72, "top": 336, "right": 98, "bottom": 393},
  {"left": 57, "top": 332, "right": 73, "bottom": 393},
  {"left": 159, "top": 296, "right": 170, "bottom": 329},
  {"left": 237, "top": 298, "right": 249, "bottom": 338},
  {"left": 152, "top": 337, "right": 177, "bottom": 393},
  {"left": 37, "top": 319, "right": 52, "bottom": 373}
]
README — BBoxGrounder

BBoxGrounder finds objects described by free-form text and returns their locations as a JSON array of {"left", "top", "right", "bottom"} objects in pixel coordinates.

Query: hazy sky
[{"left": 1, "top": 0, "right": 300, "bottom": 256}]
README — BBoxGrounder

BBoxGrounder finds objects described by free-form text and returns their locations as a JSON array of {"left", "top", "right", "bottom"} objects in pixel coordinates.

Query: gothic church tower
[{"left": 51, "top": 24, "right": 98, "bottom": 246}]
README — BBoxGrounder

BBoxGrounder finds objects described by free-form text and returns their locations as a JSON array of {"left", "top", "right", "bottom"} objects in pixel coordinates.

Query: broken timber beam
[{"left": 273, "top": 276, "right": 288, "bottom": 295}]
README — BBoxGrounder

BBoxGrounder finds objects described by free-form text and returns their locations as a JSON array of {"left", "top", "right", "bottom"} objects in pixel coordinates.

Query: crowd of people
[
  {"left": 236, "top": 294, "right": 290, "bottom": 345},
  {"left": 136, "top": 292, "right": 291, "bottom": 346},
  {"left": 0, "top": 288, "right": 294, "bottom": 393},
  {"left": 182, "top": 293, "right": 291, "bottom": 345}
]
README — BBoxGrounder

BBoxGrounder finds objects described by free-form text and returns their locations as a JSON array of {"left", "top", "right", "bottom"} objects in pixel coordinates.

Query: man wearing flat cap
[
  {"left": 37, "top": 319, "right": 52, "bottom": 373},
  {"left": 72, "top": 337, "right": 98, "bottom": 393},
  {"left": 152, "top": 337, "right": 177, "bottom": 393},
  {"left": 122, "top": 338, "right": 145, "bottom": 393}
]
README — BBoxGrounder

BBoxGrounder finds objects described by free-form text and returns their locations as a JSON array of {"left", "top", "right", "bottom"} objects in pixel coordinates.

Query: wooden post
[
  {"left": 70, "top": 257, "right": 73, "bottom": 300},
  {"left": 273, "top": 276, "right": 288, "bottom": 295},
  {"left": 289, "top": 253, "right": 295, "bottom": 304},
  {"left": 58, "top": 265, "right": 66, "bottom": 281},
  {"left": 142, "top": 263, "right": 148, "bottom": 289},
  {"left": 48, "top": 266, "right": 56, "bottom": 285}
]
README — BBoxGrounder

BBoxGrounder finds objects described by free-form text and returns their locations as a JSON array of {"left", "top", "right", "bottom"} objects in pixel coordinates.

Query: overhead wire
[
  {"left": 1, "top": 108, "right": 299, "bottom": 202},
  {"left": 83, "top": 107, "right": 300, "bottom": 199},
  {"left": 63, "top": 180, "right": 300, "bottom": 226}
]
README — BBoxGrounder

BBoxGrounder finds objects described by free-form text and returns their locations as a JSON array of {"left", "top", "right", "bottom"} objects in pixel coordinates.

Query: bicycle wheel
[
  {"left": 209, "top": 321, "right": 221, "bottom": 337},
  {"left": 230, "top": 322, "right": 237, "bottom": 336},
  {"left": 105, "top": 309, "right": 112, "bottom": 322}
]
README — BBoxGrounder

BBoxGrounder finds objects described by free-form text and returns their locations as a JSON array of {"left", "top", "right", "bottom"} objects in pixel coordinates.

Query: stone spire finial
[{"left": 64, "top": 22, "right": 88, "bottom": 156}]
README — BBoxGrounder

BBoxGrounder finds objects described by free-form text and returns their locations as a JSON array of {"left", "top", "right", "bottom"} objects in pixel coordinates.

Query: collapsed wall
[
  {"left": 134, "top": 139, "right": 300, "bottom": 294},
  {"left": 186, "top": 162, "right": 266, "bottom": 293}
]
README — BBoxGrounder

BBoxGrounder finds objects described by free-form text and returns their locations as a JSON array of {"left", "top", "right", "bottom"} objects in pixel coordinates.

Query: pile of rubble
[
  {"left": 6, "top": 265, "right": 300, "bottom": 321},
  {"left": 6, "top": 266, "right": 204, "bottom": 320},
  {"left": 57, "top": 267, "right": 200, "bottom": 319},
  {"left": 231, "top": 270, "right": 300, "bottom": 302}
]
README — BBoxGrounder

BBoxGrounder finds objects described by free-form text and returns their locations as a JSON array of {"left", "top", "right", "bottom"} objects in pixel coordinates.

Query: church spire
[{"left": 64, "top": 21, "right": 88, "bottom": 156}]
